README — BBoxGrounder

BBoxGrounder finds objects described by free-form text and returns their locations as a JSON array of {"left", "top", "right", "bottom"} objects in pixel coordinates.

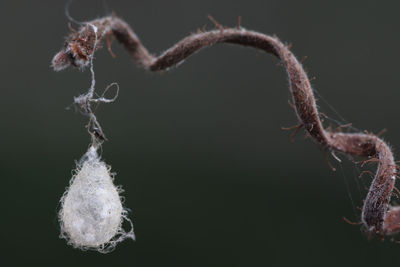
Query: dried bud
[{"left": 51, "top": 50, "right": 73, "bottom": 71}]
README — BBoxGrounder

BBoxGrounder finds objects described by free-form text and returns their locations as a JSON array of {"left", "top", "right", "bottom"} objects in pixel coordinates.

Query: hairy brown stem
[{"left": 52, "top": 16, "right": 399, "bottom": 238}]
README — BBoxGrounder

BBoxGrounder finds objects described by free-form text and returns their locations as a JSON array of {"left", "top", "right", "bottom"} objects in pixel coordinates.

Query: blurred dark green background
[{"left": 2, "top": 0, "right": 400, "bottom": 266}]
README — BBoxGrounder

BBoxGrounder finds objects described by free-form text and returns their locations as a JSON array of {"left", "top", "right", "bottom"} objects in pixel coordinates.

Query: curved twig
[{"left": 52, "top": 16, "right": 399, "bottom": 238}]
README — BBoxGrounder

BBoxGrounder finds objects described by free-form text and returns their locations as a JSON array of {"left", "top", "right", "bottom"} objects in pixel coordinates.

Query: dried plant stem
[{"left": 52, "top": 16, "right": 399, "bottom": 238}]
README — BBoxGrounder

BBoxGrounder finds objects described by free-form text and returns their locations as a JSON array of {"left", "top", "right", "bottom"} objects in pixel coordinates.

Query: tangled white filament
[{"left": 59, "top": 146, "right": 135, "bottom": 253}]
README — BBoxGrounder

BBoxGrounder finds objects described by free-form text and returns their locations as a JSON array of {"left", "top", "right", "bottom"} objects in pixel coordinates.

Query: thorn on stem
[
  {"left": 376, "top": 128, "right": 387, "bottom": 137},
  {"left": 287, "top": 99, "right": 296, "bottom": 110},
  {"left": 323, "top": 149, "right": 336, "bottom": 171},
  {"left": 281, "top": 123, "right": 303, "bottom": 143},
  {"left": 343, "top": 216, "right": 362, "bottom": 225},
  {"left": 237, "top": 16, "right": 242, "bottom": 29},
  {"left": 106, "top": 34, "right": 116, "bottom": 58},
  {"left": 207, "top": 15, "right": 224, "bottom": 31},
  {"left": 68, "top": 22, "right": 77, "bottom": 33},
  {"left": 334, "top": 123, "right": 353, "bottom": 133},
  {"left": 359, "top": 170, "right": 375, "bottom": 179}
]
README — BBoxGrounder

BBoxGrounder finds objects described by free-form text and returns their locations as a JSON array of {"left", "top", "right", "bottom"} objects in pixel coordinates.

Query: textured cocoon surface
[{"left": 59, "top": 147, "right": 134, "bottom": 252}]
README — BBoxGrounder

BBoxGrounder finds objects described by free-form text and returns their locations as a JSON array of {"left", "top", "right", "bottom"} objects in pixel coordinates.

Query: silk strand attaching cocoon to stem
[{"left": 55, "top": 22, "right": 134, "bottom": 253}]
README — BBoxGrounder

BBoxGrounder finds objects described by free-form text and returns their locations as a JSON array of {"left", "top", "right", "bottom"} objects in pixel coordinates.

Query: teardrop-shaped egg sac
[{"left": 59, "top": 154, "right": 123, "bottom": 249}]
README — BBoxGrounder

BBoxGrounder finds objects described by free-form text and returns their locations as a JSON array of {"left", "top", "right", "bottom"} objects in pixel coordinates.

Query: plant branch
[{"left": 52, "top": 15, "right": 399, "bottom": 238}]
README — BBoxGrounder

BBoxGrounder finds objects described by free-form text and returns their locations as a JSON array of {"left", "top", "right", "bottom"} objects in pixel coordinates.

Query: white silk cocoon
[{"left": 59, "top": 147, "right": 134, "bottom": 252}]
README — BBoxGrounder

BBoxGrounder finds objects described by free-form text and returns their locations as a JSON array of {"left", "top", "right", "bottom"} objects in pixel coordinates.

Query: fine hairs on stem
[{"left": 52, "top": 15, "right": 400, "bottom": 239}]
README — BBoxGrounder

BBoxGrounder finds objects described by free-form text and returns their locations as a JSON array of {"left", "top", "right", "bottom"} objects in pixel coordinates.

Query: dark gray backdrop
[{"left": 1, "top": 0, "right": 400, "bottom": 266}]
